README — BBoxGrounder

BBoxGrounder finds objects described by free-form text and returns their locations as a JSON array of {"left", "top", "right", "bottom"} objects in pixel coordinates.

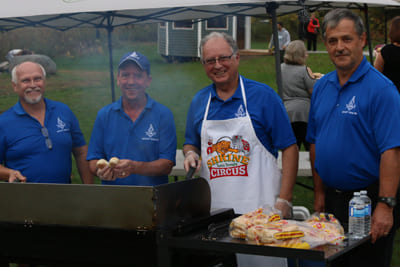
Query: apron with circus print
[{"left": 200, "top": 77, "right": 282, "bottom": 214}]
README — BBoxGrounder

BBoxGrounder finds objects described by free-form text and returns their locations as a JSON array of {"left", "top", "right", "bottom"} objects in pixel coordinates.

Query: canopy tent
[{"left": 0, "top": 0, "right": 399, "bottom": 100}]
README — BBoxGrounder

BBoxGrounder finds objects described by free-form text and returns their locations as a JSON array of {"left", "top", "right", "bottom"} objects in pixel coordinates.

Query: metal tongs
[{"left": 185, "top": 166, "right": 196, "bottom": 180}]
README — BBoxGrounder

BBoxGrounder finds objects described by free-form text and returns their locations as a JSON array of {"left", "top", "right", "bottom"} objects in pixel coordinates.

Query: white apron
[{"left": 200, "top": 77, "right": 286, "bottom": 267}]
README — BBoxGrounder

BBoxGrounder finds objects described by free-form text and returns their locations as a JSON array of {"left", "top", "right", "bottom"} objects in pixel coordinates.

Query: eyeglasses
[
  {"left": 41, "top": 127, "right": 53, "bottom": 150},
  {"left": 202, "top": 53, "right": 235, "bottom": 66}
]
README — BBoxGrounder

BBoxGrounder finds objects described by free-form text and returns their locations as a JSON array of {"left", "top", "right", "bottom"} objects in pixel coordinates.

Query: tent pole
[
  {"left": 265, "top": 2, "right": 283, "bottom": 98},
  {"left": 107, "top": 16, "right": 116, "bottom": 102},
  {"left": 384, "top": 9, "right": 388, "bottom": 44},
  {"left": 363, "top": 4, "right": 374, "bottom": 65}
]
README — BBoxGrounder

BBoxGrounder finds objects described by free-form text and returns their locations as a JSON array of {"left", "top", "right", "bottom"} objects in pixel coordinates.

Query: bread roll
[
  {"left": 109, "top": 157, "right": 120, "bottom": 168},
  {"left": 96, "top": 159, "right": 109, "bottom": 169}
]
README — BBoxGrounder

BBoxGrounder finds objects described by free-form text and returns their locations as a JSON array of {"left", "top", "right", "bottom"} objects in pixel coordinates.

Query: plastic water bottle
[
  {"left": 360, "top": 190, "right": 371, "bottom": 235},
  {"left": 348, "top": 191, "right": 365, "bottom": 239}
]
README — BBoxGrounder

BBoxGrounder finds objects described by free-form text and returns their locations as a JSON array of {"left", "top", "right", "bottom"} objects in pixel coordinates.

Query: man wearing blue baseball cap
[{"left": 87, "top": 51, "right": 177, "bottom": 185}]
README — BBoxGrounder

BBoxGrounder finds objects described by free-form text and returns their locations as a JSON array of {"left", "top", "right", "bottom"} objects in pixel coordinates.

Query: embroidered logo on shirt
[
  {"left": 142, "top": 124, "right": 159, "bottom": 141},
  {"left": 206, "top": 135, "right": 251, "bottom": 180},
  {"left": 56, "top": 117, "right": 70, "bottom": 133},
  {"left": 235, "top": 104, "right": 246, "bottom": 118},
  {"left": 342, "top": 96, "right": 358, "bottom": 115}
]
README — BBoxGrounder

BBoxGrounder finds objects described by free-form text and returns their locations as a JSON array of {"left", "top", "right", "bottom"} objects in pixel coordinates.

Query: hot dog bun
[
  {"left": 96, "top": 159, "right": 109, "bottom": 169},
  {"left": 109, "top": 157, "right": 120, "bottom": 168}
]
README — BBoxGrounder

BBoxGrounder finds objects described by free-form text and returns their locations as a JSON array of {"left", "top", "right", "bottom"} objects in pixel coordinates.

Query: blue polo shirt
[
  {"left": 87, "top": 95, "right": 177, "bottom": 186},
  {"left": 0, "top": 98, "right": 86, "bottom": 183},
  {"left": 307, "top": 57, "right": 400, "bottom": 190},
  {"left": 184, "top": 75, "right": 295, "bottom": 158}
]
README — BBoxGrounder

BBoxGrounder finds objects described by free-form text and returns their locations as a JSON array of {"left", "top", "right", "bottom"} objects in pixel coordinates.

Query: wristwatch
[{"left": 378, "top": 197, "right": 397, "bottom": 207}]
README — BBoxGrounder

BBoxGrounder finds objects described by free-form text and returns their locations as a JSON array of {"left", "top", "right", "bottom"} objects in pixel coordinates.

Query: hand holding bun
[
  {"left": 96, "top": 157, "right": 120, "bottom": 170},
  {"left": 109, "top": 157, "right": 120, "bottom": 168},
  {"left": 96, "top": 159, "right": 109, "bottom": 169}
]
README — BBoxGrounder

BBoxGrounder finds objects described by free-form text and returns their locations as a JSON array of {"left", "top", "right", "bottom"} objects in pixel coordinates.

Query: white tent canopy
[
  {"left": 0, "top": 0, "right": 399, "bottom": 99},
  {"left": 0, "top": 0, "right": 399, "bottom": 19},
  {"left": 0, "top": 0, "right": 399, "bottom": 30}
]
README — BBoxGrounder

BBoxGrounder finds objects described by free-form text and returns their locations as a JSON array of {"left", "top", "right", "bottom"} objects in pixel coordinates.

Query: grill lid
[{"left": 0, "top": 178, "right": 211, "bottom": 230}]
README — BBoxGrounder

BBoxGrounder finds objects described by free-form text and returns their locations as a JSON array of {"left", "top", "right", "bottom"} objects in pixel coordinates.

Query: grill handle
[{"left": 185, "top": 166, "right": 196, "bottom": 180}]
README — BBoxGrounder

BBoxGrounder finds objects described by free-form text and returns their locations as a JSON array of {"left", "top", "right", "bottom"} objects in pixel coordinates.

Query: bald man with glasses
[{"left": 0, "top": 61, "right": 92, "bottom": 184}]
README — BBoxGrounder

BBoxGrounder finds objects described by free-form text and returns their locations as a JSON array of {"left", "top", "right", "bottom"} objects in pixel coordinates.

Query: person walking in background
[
  {"left": 267, "top": 21, "right": 291, "bottom": 63},
  {"left": 306, "top": 13, "right": 320, "bottom": 51},
  {"left": 307, "top": 9, "right": 400, "bottom": 267},
  {"left": 0, "top": 61, "right": 93, "bottom": 184},
  {"left": 281, "top": 40, "right": 318, "bottom": 151},
  {"left": 374, "top": 16, "right": 400, "bottom": 92},
  {"left": 183, "top": 31, "right": 298, "bottom": 266},
  {"left": 87, "top": 51, "right": 177, "bottom": 186}
]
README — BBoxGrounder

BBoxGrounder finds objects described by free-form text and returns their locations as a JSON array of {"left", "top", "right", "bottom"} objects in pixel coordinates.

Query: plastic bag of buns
[
  {"left": 230, "top": 208, "right": 345, "bottom": 249},
  {"left": 246, "top": 219, "right": 309, "bottom": 248},
  {"left": 229, "top": 205, "right": 282, "bottom": 239},
  {"left": 246, "top": 219, "right": 345, "bottom": 249}
]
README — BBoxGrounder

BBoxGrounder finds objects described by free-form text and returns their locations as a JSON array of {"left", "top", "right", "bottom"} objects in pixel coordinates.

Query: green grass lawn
[{"left": 0, "top": 41, "right": 399, "bottom": 266}]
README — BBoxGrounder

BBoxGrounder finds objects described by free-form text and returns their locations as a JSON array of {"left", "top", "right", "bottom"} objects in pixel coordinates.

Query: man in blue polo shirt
[
  {"left": 307, "top": 9, "right": 400, "bottom": 267},
  {"left": 183, "top": 32, "right": 298, "bottom": 266},
  {"left": 87, "top": 51, "right": 176, "bottom": 186},
  {"left": 0, "top": 61, "right": 93, "bottom": 184}
]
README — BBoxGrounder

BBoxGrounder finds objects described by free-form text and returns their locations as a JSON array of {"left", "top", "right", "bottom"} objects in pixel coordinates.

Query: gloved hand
[
  {"left": 183, "top": 150, "right": 200, "bottom": 173},
  {"left": 274, "top": 197, "right": 293, "bottom": 219}
]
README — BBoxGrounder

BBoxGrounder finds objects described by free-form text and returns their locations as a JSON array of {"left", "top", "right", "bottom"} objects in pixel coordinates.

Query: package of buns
[
  {"left": 229, "top": 206, "right": 282, "bottom": 239},
  {"left": 230, "top": 207, "right": 345, "bottom": 249},
  {"left": 302, "top": 212, "right": 345, "bottom": 246},
  {"left": 246, "top": 220, "right": 309, "bottom": 248}
]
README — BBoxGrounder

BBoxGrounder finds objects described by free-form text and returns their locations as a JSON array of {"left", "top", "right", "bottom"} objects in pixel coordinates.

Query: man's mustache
[{"left": 25, "top": 87, "right": 41, "bottom": 93}]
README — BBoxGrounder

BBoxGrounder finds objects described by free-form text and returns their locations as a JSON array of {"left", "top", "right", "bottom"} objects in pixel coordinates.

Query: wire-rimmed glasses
[{"left": 202, "top": 53, "right": 235, "bottom": 66}]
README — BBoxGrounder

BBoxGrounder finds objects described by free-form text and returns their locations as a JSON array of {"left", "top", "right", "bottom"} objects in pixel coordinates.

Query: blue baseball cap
[{"left": 118, "top": 51, "right": 150, "bottom": 74}]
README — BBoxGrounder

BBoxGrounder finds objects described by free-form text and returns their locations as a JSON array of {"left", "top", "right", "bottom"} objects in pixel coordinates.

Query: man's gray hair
[
  {"left": 199, "top": 32, "right": 238, "bottom": 60},
  {"left": 321, "top": 9, "right": 365, "bottom": 39},
  {"left": 11, "top": 61, "right": 47, "bottom": 84}
]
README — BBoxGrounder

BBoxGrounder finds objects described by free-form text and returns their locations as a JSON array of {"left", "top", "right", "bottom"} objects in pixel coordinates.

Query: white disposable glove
[
  {"left": 183, "top": 150, "right": 200, "bottom": 173},
  {"left": 274, "top": 197, "right": 293, "bottom": 219}
]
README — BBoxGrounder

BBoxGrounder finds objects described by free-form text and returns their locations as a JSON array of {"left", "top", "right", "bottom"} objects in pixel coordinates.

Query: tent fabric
[
  {"left": 0, "top": 0, "right": 398, "bottom": 100},
  {"left": 1, "top": 0, "right": 399, "bottom": 31}
]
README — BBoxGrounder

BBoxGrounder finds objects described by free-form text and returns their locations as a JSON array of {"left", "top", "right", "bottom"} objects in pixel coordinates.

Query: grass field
[{"left": 0, "top": 41, "right": 399, "bottom": 266}]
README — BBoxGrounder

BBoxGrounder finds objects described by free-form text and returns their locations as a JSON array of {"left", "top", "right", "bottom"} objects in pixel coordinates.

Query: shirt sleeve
[
  {"left": 184, "top": 99, "right": 202, "bottom": 150},
  {"left": 86, "top": 110, "right": 106, "bottom": 160},
  {"left": 306, "top": 80, "right": 322, "bottom": 144},
  {"left": 0, "top": 127, "right": 6, "bottom": 164},
  {"left": 69, "top": 109, "right": 86, "bottom": 148},
  {"left": 283, "top": 30, "right": 291, "bottom": 47},
  {"left": 158, "top": 107, "right": 177, "bottom": 163},
  {"left": 371, "top": 84, "right": 400, "bottom": 153},
  {"left": 258, "top": 89, "right": 296, "bottom": 151}
]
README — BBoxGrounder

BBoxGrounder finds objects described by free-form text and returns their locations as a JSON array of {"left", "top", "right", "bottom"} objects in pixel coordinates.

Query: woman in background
[
  {"left": 374, "top": 16, "right": 400, "bottom": 92},
  {"left": 306, "top": 13, "right": 320, "bottom": 51},
  {"left": 281, "top": 40, "right": 318, "bottom": 151}
]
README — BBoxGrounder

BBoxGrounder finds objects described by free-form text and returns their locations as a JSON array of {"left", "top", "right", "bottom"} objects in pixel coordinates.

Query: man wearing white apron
[{"left": 183, "top": 32, "right": 298, "bottom": 266}]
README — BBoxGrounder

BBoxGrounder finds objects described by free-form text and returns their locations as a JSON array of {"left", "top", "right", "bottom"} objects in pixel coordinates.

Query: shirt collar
[
  {"left": 211, "top": 74, "right": 243, "bottom": 101},
  {"left": 112, "top": 93, "right": 154, "bottom": 111},
  {"left": 13, "top": 98, "right": 54, "bottom": 116},
  {"left": 327, "top": 56, "right": 369, "bottom": 87}
]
